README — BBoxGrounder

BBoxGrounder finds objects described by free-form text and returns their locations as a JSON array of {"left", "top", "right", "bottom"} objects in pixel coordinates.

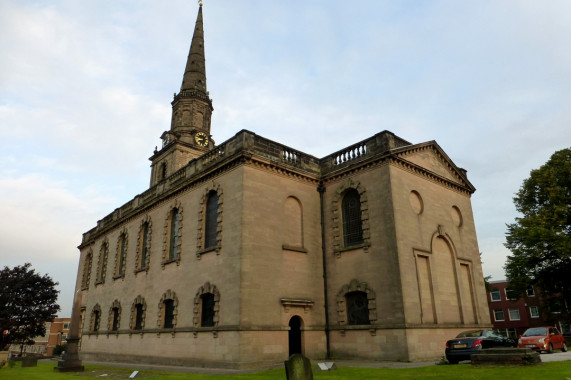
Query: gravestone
[
  {"left": 284, "top": 353, "right": 313, "bottom": 380},
  {"left": 21, "top": 356, "right": 38, "bottom": 367}
]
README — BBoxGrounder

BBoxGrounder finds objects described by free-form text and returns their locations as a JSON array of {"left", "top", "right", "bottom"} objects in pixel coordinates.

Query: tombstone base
[
  {"left": 471, "top": 348, "right": 540, "bottom": 366},
  {"left": 53, "top": 359, "right": 84, "bottom": 372}
]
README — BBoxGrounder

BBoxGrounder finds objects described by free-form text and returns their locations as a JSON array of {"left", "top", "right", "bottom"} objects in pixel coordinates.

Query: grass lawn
[{"left": 1, "top": 361, "right": 570, "bottom": 380}]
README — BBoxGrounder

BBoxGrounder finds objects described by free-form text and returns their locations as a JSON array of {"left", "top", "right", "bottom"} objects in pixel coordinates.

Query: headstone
[
  {"left": 317, "top": 362, "right": 337, "bottom": 371},
  {"left": 21, "top": 356, "right": 38, "bottom": 367},
  {"left": 130, "top": 370, "right": 139, "bottom": 378},
  {"left": 284, "top": 353, "right": 313, "bottom": 380}
]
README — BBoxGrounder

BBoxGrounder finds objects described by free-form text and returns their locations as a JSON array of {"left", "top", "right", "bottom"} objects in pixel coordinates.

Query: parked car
[
  {"left": 445, "top": 329, "right": 516, "bottom": 364},
  {"left": 518, "top": 326, "right": 567, "bottom": 353}
]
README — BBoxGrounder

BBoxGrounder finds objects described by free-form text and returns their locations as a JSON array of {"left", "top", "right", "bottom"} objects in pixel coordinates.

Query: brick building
[
  {"left": 72, "top": 4, "right": 491, "bottom": 368},
  {"left": 487, "top": 281, "right": 543, "bottom": 339},
  {"left": 487, "top": 280, "right": 570, "bottom": 338},
  {"left": 7, "top": 317, "right": 70, "bottom": 356}
]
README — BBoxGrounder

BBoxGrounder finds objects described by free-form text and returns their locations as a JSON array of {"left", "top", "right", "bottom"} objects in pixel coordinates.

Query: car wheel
[
  {"left": 548, "top": 343, "right": 554, "bottom": 354},
  {"left": 562, "top": 343, "right": 567, "bottom": 352}
]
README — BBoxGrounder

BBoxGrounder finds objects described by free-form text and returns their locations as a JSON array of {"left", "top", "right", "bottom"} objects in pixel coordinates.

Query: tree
[
  {"left": 0, "top": 263, "right": 60, "bottom": 352},
  {"left": 504, "top": 148, "right": 571, "bottom": 320}
]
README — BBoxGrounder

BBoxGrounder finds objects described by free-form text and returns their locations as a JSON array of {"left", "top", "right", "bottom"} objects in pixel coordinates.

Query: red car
[{"left": 518, "top": 326, "right": 567, "bottom": 353}]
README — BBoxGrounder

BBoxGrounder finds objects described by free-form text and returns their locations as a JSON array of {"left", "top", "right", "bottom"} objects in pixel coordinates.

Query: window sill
[
  {"left": 134, "top": 267, "right": 148, "bottom": 274},
  {"left": 198, "top": 246, "right": 218, "bottom": 255},
  {"left": 282, "top": 245, "right": 308, "bottom": 253},
  {"left": 162, "top": 258, "right": 179, "bottom": 266},
  {"left": 338, "top": 243, "right": 367, "bottom": 253},
  {"left": 112, "top": 274, "right": 125, "bottom": 280}
]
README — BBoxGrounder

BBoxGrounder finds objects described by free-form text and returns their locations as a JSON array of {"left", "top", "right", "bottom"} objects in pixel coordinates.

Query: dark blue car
[{"left": 445, "top": 329, "right": 516, "bottom": 364}]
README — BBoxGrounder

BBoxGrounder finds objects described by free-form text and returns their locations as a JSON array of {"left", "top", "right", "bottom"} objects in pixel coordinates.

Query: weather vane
[{"left": 198, "top": 0, "right": 203, "bottom": 6}]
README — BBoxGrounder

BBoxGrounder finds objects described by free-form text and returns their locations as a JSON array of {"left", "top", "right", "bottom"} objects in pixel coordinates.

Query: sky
[{"left": 1, "top": 0, "right": 570, "bottom": 317}]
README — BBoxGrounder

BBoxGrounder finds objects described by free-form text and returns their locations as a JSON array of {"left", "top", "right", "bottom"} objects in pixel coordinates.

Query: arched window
[
  {"left": 160, "top": 162, "right": 167, "bottom": 180},
  {"left": 345, "top": 291, "right": 370, "bottom": 325},
  {"left": 109, "top": 301, "right": 121, "bottom": 331},
  {"left": 115, "top": 233, "right": 127, "bottom": 277},
  {"left": 96, "top": 242, "right": 109, "bottom": 284},
  {"left": 131, "top": 296, "right": 146, "bottom": 330},
  {"left": 201, "top": 293, "right": 215, "bottom": 327},
  {"left": 134, "top": 304, "right": 144, "bottom": 330},
  {"left": 342, "top": 189, "right": 363, "bottom": 246},
  {"left": 137, "top": 220, "right": 151, "bottom": 271},
  {"left": 81, "top": 251, "right": 92, "bottom": 290},
  {"left": 204, "top": 191, "right": 219, "bottom": 249},
  {"left": 336, "top": 279, "right": 377, "bottom": 325},
  {"left": 193, "top": 282, "right": 220, "bottom": 327},
  {"left": 168, "top": 208, "right": 181, "bottom": 260},
  {"left": 158, "top": 290, "right": 178, "bottom": 329},
  {"left": 163, "top": 299, "right": 174, "bottom": 328},
  {"left": 91, "top": 304, "right": 101, "bottom": 332}
]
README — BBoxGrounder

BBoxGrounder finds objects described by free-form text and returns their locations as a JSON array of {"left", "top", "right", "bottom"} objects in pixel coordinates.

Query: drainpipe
[{"left": 317, "top": 183, "right": 330, "bottom": 359}]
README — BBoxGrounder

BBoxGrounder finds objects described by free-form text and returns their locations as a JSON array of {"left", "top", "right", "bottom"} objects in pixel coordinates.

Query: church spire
[
  {"left": 149, "top": 3, "right": 214, "bottom": 188},
  {"left": 180, "top": 3, "right": 207, "bottom": 93}
]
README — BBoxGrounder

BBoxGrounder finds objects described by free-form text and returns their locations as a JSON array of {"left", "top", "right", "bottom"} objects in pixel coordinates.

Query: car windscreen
[
  {"left": 523, "top": 327, "right": 547, "bottom": 336},
  {"left": 456, "top": 330, "right": 483, "bottom": 338}
]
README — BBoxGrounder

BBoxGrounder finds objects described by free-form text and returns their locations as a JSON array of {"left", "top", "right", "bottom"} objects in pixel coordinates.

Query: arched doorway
[{"left": 288, "top": 316, "right": 302, "bottom": 356}]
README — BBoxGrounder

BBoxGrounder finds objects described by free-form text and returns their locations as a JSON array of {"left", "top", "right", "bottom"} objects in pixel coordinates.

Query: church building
[{"left": 74, "top": 4, "right": 491, "bottom": 369}]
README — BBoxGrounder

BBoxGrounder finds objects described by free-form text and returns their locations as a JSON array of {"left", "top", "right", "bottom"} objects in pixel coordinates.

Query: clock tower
[{"left": 149, "top": 4, "right": 213, "bottom": 187}]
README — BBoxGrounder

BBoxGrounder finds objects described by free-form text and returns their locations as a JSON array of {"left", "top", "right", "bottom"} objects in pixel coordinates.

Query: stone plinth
[{"left": 471, "top": 348, "right": 540, "bottom": 366}]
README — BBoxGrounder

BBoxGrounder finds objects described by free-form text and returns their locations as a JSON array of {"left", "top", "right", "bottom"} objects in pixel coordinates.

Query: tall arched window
[
  {"left": 160, "top": 162, "right": 167, "bottom": 180},
  {"left": 342, "top": 189, "right": 363, "bottom": 246},
  {"left": 137, "top": 220, "right": 151, "bottom": 270},
  {"left": 168, "top": 208, "right": 181, "bottom": 260},
  {"left": 81, "top": 252, "right": 92, "bottom": 290},
  {"left": 346, "top": 291, "right": 370, "bottom": 325},
  {"left": 96, "top": 242, "right": 109, "bottom": 284},
  {"left": 204, "top": 191, "right": 219, "bottom": 249},
  {"left": 115, "top": 233, "right": 127, "bottom": 277}
]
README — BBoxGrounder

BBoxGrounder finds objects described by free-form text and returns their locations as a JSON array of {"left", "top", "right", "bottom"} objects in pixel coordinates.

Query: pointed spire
[{"left": 181, "top": 4, "right": 207, "bottom": 93}]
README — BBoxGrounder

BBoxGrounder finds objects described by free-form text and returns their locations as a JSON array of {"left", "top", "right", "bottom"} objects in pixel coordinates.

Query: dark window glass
[
  {"left": 163, "top": 299, "right": 174, "bottom": 328},
  {"left": 346, "top": 291, "right": 370, "bottom": 325},
  {"left": 205, "top": 192, "right": 219, "bottom": 248},
  {"left": 201, "top": 293, "right": 215, "bottom": 327},
  {"left": 93, "top": 310, "right": 100, "bottom": 332},
  {"left": 141, "top": 223, "right": 150, "bottom": 268},
  {"left": 169, "top": 209, "right": 180, "bottom": 260},
  {"left": 342, "top": 189, "right": 363, "bottom": 246},
  {"left": 134, "top": 304, "right": 144, "bottom": 330},
  {"left": 111, "top": 307, "right": 119, "bottom": 331},
  {"left": 118, "top": 235, "right": 126, "bottom": 275},
  {"left": 160, "top": 162, "right": 167, "bottom": 180}
]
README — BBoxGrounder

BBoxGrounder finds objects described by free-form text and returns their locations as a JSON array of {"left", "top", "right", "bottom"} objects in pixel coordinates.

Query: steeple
[
  {"left": 149, "top": 3, "right": 214, "bottom": 188},
  {"left": 180, "top": 4, "right": 207, "bottom": 93}
]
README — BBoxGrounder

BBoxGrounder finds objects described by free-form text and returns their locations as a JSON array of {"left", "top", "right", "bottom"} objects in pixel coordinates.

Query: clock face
[
  {"left": 195, "top": 132, "right": 209, "bottom": 147},
  {"left": 162, "top": 134, "right": 170, "bottom": 147}
]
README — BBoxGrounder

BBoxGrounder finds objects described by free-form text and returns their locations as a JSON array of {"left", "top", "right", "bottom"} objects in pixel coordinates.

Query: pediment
[{"left": 393, "top": 143, "right": 473, "bottom": 190}]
